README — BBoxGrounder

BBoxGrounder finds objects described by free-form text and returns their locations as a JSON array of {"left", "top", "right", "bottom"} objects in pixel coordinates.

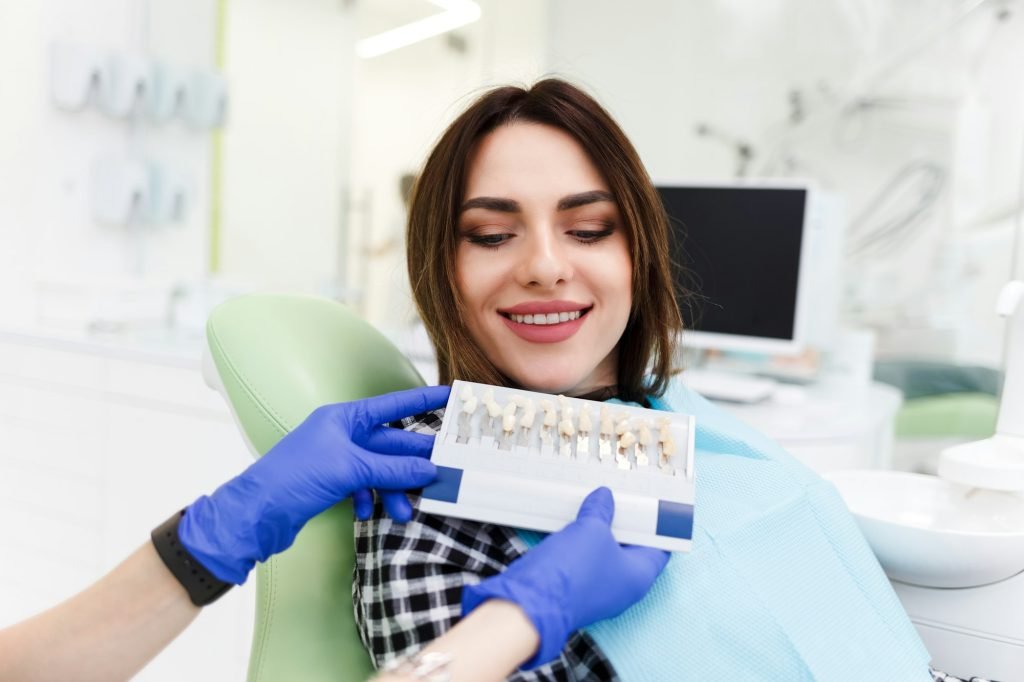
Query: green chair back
[{"left": 205, "top": 294, "right": 425, "bottom": 681}]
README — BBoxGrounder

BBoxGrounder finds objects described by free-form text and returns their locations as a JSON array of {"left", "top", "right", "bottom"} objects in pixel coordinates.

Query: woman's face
[{"left": 455, "top": 122, "right": 632, "bottom": 395}]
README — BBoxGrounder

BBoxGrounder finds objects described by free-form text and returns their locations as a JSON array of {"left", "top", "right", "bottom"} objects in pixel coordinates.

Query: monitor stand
[{"left": 681, "top": 369, "right": 777, "bottom": 404}]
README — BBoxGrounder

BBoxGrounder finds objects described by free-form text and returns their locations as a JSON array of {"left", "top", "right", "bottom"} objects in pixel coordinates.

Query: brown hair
[{"left": 407, "top": 78, "right": 683, "bottom": 401}]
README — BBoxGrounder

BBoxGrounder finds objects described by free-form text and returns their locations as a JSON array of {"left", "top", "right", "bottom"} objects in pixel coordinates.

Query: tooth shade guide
[
  {"left": 578, "top": 406, "right": 592, "bottom": 432},
  {"left": 427, "top": 380, "right": 697, "bottom": 553},
  {"left": 558, "top": 411, "right": 576, "bottom": 457},
  {"left": 456, "top": 399, "right": 475, "bottom": 443},
  {"left": 576, "top": 431, "right": 591, "bottom": 460},
  {"left": 486, "top": 400, "right": 503, "bottom": 418},
  {"left": 636, "top": 440, "right": 649, "bottom": 466},
  {"left": 659, "top": 436, "right": 677, "bottom": 474},
  {"left": 574, "top": 407, "right": 592, "bottom": 459}
]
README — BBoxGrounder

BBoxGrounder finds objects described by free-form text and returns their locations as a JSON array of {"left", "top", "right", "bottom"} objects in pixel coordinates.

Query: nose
[{"left": 516, "top": 226, "right": 573, "bottom": 289}]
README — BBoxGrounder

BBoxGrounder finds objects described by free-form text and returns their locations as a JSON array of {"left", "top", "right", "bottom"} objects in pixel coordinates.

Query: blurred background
[{"left": 1, "top": 1, "right": 1022, "bottom": 678}]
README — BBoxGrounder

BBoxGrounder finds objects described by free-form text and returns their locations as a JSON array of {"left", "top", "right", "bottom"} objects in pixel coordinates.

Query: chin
[{"left": 506, "top": 366, "right": 588, "bottom": 396}]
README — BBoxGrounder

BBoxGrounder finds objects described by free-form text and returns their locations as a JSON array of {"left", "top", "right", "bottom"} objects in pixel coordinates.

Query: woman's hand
[
  {"left": 179, "top": 385, "right": 449, "bottom": 583},
  {"left": 461, "top": 487, "right": 670, "bottom": 668}
]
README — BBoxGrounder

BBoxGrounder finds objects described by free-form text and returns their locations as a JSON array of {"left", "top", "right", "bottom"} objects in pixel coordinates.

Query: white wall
[
  {"left": 544, "top": 0, "right": 1024, "bottom": 367},
  {"left": 218, "top": 0, "right": 355, "bottom": 297},
  {"left": 0, "top": 0, "right": 358, "bottom": 334},
  {"left": 0, "top": 0, "right": 216, "bottom": 330}
]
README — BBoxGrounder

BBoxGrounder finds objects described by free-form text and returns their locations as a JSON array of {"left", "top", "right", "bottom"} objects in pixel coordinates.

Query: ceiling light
[{"left": 356, "top": 0, "right": 481, "bottom": 59}]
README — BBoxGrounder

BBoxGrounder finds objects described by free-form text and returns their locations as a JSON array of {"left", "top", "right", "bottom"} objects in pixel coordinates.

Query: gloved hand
[
  {"left": 179, "top": 385, "right": 449, "bottom": 584},
  {"left": 461, "top": 487, "right": 670, "bottom": 669}
]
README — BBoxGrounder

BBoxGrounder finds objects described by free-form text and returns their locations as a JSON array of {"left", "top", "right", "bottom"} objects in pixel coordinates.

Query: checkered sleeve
[
  {"left": 352, "top": 408, "right": 619, "bottom": 681},
  {"left": 930, "top": 668, "right": 1000, "bottom": 682}
]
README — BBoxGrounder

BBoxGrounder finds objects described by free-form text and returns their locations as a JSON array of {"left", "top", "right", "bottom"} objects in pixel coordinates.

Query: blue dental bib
[{"left": 519, "top": 381, "right": 930, "bottom": 681}]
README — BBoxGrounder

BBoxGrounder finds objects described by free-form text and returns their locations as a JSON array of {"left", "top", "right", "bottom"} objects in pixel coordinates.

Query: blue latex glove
[
  {"left": 179, "top": 385, "right": 449, "bottom": 584},
  {"left": 461, "top": 487, "right": 670, "bottom": 669}
]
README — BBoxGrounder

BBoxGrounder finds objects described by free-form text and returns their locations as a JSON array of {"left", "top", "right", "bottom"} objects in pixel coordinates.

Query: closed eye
[
  {"left": 466, "top": 233, "right": 514, "bottom": 248},
  {"left": 570, "top": 226, "right": 615, "bottom": 244}
]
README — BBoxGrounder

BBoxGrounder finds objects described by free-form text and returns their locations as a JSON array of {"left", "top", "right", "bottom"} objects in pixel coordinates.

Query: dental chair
[{"left": 202, "top": 294, "right": 425, "bottom": 681}]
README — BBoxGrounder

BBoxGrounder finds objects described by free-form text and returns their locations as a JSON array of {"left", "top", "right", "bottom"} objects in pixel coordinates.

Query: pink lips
[{"left": 498, "top": 301, "right": 591, "bottom": 344}]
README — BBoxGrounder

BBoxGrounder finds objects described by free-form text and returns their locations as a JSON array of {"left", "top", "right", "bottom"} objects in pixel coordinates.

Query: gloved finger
[
  {"left": 574, "top": 487, "right": 614, "bottom": 525},
  {"left": 356, "top": 445, "right": 438, "bottom": 490},
  {"left": 353, "top": 488, "right": 374, "bottom": 521},
  {"left": 379, "top": 490, "right": 414, "bottom": 523},
  {"left": 621, "top": 545, "right": 671, "bottom": 583},
  {"left": 362, "top": 427, "right": 436, "bottom": 459},
  {"left": 353, "top": 385, "right": 451, "bottom": 430}
]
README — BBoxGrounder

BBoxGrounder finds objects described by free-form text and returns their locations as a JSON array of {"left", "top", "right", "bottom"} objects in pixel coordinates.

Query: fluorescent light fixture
[{"left": 356, "top": 0, "right": 481, "bottom": 59}]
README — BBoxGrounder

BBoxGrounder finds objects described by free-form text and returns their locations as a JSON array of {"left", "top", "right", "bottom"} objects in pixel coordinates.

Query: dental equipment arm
[
  {"left": 374, "top": 487, "right": 670, "bottom": 682},
  {"left": 0, "top": 386, "right": 449, "bottom": 682},
  {"left": 938, "top": 281, "right": 1024, "bottom": 490}
]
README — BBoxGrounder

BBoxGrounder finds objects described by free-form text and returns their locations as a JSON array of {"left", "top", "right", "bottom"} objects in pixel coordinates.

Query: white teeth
[{"left": 508, "top": 310, "right": 584, "bottom": 325}]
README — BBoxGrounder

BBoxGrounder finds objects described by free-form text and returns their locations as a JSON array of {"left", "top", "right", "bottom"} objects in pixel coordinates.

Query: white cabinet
[{"left": 0, "top": 330, "right": 254, "bottom": 680}]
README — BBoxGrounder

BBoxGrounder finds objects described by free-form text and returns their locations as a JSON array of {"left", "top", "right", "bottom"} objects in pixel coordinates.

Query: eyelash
[{"left": 465, "top": 224, "right": 615, "bottom": 250}]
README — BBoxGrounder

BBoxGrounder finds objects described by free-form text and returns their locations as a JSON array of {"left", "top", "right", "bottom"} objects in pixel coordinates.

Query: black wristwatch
[{"left": 151, "top": 509, "right": 233, "bottom": 606}]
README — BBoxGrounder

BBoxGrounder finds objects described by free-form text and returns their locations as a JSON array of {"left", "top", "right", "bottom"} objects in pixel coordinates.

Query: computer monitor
[{"left": 656, "top": 182, "right": 821, "bottom": 356}]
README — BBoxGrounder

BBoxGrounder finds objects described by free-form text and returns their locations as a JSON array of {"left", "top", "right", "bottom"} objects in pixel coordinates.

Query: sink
[{"left": 825, "top": 470, "right": 1024, "bottom": 588}]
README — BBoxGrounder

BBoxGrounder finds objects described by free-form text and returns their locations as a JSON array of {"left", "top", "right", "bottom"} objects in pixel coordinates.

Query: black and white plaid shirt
[{"left": 352, "top": 407, "right": 618, "bottom": 681}]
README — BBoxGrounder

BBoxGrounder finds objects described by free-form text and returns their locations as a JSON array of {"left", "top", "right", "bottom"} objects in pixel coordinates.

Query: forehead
[{"left": 463, "top": 122, "right": 610, "bottom": 202}]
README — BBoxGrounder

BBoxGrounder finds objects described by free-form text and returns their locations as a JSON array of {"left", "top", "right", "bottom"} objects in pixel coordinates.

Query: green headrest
[
  {"left": 205, "top": 293, "right": 425, "bottom": 454},
  {"left": 203, "top": 294, "right": 425, "bottom": 681}
]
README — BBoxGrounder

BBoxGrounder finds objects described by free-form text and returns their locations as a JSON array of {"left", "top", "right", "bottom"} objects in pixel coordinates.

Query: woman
[{"left": 354, "top": 79, "right": 936, "bottom": 681}]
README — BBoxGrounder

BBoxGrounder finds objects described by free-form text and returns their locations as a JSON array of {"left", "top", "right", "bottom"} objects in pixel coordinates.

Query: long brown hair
[{"left": 407, "top": 78, "right": 683, "bottom": 401}]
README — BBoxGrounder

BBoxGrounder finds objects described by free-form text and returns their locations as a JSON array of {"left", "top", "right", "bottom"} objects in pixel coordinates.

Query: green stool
[{"left": 204, "top": 294, "right": 425, "bottom": 681}]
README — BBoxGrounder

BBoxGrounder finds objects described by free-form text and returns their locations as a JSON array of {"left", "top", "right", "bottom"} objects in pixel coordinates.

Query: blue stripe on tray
[
  {"left": 421, "top": 465, "right": 463, "bottom": 503},
  {"left": 655, "top": 500, "right": 694, "bottom": 540}
]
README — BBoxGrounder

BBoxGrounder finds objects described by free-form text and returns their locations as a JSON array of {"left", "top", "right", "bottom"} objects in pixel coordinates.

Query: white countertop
[
  {"left": 0, "top": 324, "right": 205, "bottom": 369},
  {"left": 716, "top": 381, "right": 904, "bottom": 443}
]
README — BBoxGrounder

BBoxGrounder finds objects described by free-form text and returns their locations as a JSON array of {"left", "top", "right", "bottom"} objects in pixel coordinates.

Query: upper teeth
[{"left": 508, "top": 310, "right": 583, "bottom": 325}]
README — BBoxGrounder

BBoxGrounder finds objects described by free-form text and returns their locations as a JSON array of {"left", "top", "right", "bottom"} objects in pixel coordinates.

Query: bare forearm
[
  {"left": 373, "top": 599, "right": 539, "bottom": 682},
  {"left": 0, "top": 542, "right": 200, "bottom": 682}
]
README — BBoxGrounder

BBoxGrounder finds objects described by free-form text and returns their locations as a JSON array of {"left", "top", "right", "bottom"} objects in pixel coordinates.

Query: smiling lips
[{"left": 498, "top": 301, "right": 591, "bottom": 343}]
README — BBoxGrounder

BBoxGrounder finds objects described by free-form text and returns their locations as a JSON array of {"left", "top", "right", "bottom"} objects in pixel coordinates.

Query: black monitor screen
[{"left": 657, "top": 185, "right": 806, "bottom": 341}]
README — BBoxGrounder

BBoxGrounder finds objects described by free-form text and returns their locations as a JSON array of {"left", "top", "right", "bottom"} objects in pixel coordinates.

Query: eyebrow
[
  {"left": 557, "top": 190, "right": 614, "bottom": 211},
  {"left": 460, "top": 190, "right": 615, "bottom": 214}
]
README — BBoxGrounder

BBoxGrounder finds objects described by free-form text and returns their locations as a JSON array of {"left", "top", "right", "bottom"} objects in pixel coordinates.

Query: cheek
[
  {"left": 604, "top": 243, "right": 633, "bottom": 309},
  {"left": 454, "top": 248, "right": 491, "bottom": 329}
]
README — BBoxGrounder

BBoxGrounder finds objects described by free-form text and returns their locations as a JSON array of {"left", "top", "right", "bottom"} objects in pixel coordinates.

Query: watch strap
[{"left": 151, "top": 509, "right": 233, "bottom": 606}]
